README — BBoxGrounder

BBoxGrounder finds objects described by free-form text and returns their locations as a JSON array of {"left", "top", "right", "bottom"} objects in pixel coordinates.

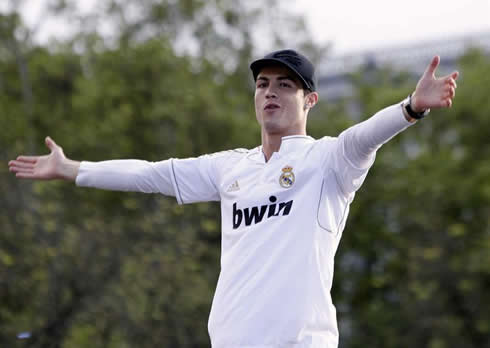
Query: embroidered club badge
[{"left": 279, "top": 166, "right": 295, "bottom": 188}]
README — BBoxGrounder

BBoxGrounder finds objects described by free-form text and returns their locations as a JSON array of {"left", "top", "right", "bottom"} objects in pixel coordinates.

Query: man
[{"left": 9, "top": 49, "right": 458, "bottom": 347}]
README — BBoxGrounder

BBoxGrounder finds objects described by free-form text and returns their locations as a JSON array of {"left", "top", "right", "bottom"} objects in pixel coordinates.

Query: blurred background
[{"left": 1, "top": 0, "right": 489, "bottom": 347}]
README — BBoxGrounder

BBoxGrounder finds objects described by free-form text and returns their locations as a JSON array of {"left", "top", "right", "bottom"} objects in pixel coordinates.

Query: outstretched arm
[
  {"left": 8, "top": 136, "right": 217, "bottom": 202},
  {"left": 344, "top": 55, "right": 459, "bottom": 157},
  {"left": 331, "top": 56, "right": 459, "bottom": 194},
  {"left": 8, "top": 137, "right": 175, "bottom": 195},
  {"left": 8, "top": 136, "right": 80, "bottom": 181}
]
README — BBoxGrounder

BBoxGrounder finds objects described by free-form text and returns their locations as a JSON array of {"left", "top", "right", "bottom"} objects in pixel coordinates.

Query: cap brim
[{"left": 250, "top": 58, "right": 313, "bottom": 91}]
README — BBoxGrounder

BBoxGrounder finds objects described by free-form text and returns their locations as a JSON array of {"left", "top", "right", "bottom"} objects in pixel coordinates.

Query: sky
[
  {"left": 7, "top": 0, "right": 490, "bottom": 56},
  {"left": 291, "top": 0, "right": 490, "bottom": 54}
]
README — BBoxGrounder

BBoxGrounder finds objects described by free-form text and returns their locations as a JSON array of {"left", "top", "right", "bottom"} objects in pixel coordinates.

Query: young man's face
[{"left": 254, "top": 65, "right": 314, "bottom": 137}]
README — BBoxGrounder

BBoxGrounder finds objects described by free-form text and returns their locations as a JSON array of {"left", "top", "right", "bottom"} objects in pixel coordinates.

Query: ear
[{"left": 304, "top": 91, "right": 319, "bottom": 109}]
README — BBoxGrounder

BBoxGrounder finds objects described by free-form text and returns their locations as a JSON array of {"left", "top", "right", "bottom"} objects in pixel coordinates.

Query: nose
[{"left": 265, "top": 85, "right": 277, "bottom": 99}]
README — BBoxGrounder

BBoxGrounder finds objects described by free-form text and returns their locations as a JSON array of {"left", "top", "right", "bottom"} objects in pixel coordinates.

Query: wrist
[
  {"left": 60, "top": 159, "right": 80, "bottom": 181},
  {"left": 402, "top": 93, "right": 430, "bottom": 120},
  {"left": 410, "top": 93, "right": 425, "bottom": 113}
]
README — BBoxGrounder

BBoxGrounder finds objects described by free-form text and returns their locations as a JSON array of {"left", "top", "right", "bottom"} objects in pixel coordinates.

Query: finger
[
  {"left": 9, "top": 165, "right": 34, "bottom": 174},
  {"left": 8, "top": 160, "right": 35, "bottom": 169},
  {"left": 443, "top": 85, "right": 454, "bottom": 97},
  {"left": 15, "top": 172, "right": 39, "bottom": 179},
  {"left": 446, "top": 77, "right": 457, "bottom": 89},
  {"left": 15, "top": 156, "right": 38, "bottom": 163},
  {"left": 424, "top": 55, "right": 440, "bottom": 77},
  {"left": 443, "top": 73, "right": 458, "bottom": 87},
  {"left": 450, "top": 86, "right": 455, "bottom": 98},
  {"left": 442, "top": 97, "right": 452, "bottom": 108}
]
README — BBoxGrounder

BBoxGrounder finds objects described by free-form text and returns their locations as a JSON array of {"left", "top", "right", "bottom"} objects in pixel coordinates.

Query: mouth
[{"left": 264, "top": 103, "right": 280, "bottom": 110}]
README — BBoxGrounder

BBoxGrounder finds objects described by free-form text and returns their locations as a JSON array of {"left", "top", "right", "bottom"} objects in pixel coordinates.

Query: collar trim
[
  {"left": 247, "top": 135, "right": 315, "bottom": 163},
  {"left": 278, "top": 135, "right": 314, "bottom": 154}
]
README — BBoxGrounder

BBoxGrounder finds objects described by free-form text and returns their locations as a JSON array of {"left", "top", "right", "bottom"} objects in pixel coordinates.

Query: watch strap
[{"left": 403, "top": 94, "right": 430, "bottom": 120}]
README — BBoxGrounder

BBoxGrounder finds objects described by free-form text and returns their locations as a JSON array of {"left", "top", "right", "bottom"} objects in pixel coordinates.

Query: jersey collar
[
  {"left": 277, "top": 135, "right": 315, "bottom": 155},
  {"left": 247, "top": 135, "right": 315, "bottom": 163}
]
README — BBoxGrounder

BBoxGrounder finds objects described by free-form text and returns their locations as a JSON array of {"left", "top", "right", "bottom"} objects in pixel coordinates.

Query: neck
[
  {"left": 261, "top": 129, "right": 307, "bottom": 162},
  {"left": 261, "top": 134, "right": 282, "bottom": 162}
]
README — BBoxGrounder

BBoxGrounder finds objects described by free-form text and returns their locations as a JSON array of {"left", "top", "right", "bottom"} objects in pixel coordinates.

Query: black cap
[{"left": 250, "top": 49, "right": 317, "bottom": 91}]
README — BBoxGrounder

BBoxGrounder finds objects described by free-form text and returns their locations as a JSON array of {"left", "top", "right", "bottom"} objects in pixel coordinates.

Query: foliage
[
  {"left": 0, "top": 2, "right": 311, "bottom": 347},
  {"left": 323, "top": 50, "right": 490, "bottom": 348},
  {"left": 1, "top": 2, "right": 489, "bottom": 348}
]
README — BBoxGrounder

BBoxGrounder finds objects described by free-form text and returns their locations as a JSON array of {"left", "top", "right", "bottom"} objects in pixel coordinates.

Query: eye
[
  {"left": 280, "top": 82, "right": 292, "bottom": 88},
  {"left": 256, "top": 82, "right": 267, "bottom": 88}
]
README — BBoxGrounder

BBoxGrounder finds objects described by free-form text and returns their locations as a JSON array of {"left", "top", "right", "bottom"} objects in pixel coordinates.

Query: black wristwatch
[{"left": 403, "top": 94, "right": 430, "bottom": 120}]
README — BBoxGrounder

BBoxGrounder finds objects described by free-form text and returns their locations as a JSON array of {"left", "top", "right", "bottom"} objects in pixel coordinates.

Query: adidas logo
[{"left": 227, "top": 180, "right": 240, "bottom": 192}]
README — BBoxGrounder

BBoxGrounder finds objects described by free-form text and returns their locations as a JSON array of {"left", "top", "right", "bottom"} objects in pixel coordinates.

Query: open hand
[
  {"left": 8, "top": 137, "right": 79, "bottom": 180},
  {"left": 412, "top": 56, "right": 459, "bottom": 112}
]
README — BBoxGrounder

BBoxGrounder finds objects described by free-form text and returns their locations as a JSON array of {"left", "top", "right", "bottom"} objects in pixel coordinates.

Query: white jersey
[{"left": 76, "top": 102, "right": 413, "bottom": 348}]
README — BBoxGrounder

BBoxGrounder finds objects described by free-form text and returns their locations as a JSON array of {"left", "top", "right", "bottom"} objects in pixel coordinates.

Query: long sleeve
[
  {"left": 329, "top": 102, "right": 414, "bottom": 195},
  {"left": 75, "top": 159, "right": 176, "bottom": 196}
]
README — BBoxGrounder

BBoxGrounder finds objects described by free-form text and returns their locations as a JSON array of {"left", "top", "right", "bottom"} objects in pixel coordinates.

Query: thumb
[
  {"left": 423, "top": 55, "right": 440, "bottom": 77},
  {"left": 45, "top": 136, "right": 59, "bottom": 152}
]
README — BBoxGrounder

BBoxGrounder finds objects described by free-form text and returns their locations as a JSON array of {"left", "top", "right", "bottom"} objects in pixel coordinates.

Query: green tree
[
  {"left": 321, "top": 50, "right": 490, "bottom": 348},
  {"left": 0, "top": 2, "right": 320, "bottom": 347}
]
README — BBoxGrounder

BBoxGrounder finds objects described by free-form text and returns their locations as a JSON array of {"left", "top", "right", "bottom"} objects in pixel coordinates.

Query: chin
[{"left": 262, "top": 122, "right": 286, "bottom": 135}]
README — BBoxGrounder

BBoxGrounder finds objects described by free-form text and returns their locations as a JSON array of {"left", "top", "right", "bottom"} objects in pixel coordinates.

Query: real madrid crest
[{"left": 279, "top": 165, "right": 295, "bottom": 188}]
